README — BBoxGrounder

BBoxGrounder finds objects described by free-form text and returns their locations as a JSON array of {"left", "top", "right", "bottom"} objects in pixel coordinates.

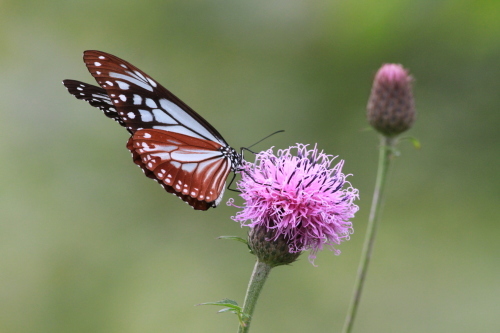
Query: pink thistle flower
[{"left": 229, "top": 144, "right": 359, "bottom": 264}]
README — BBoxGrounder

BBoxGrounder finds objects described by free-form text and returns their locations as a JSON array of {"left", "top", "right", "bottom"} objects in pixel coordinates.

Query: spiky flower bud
[
  {"left": 248, "top": 224, "right": 302, "bottom": 267},
  {"left": 367, "top": 64, "right": 416, "bottom": 136}
]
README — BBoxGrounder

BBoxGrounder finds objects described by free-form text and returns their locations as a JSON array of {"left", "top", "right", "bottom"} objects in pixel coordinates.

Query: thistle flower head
[
  {"left": 367, "top": 64, "right": 416, "bottom": 136},
  {"left": 229, "top": 144, "right": 359, "bottom": 265}
]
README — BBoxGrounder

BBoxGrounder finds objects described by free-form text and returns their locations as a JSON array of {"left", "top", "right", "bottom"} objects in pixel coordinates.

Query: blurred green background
[{"left": 1, "top": 1, "right": 499, "bottom": 332}]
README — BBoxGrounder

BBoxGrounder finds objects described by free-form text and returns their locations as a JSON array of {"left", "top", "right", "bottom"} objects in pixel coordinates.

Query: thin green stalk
[
  {"left": 342, "top": 135, "right": 396, "bottom": 333},
  {"left": 237, "top": 260, "right": 272, "bottom": 333}
]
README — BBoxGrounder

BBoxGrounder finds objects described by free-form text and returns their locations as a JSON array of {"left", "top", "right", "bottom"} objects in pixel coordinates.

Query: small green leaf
[
  {"left": 198, "top": 299, "right": 249, "bottom": 327},
  {"left": 198, "top": 298, "right": 240, "bottom": 310},
  {"left": 409, "top": 137, "right": 421, "bottom": 149},
  {"left": 217, "top": 236, "right": 248, "bottom": 246},
  {"left": 400, "top": 136, "right": 421, "bottom": 149}
]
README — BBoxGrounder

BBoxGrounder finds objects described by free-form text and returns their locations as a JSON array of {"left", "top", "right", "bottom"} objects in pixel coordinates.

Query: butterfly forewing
[
  {"left": 62, "top": 79, "right": 128, "bottom": 129},
  {"left": 83, "top": 51, "right": 227, "bottom": 145}
]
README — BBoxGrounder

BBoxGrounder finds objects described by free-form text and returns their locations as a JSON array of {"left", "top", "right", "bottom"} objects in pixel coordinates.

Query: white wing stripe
[
  {"left": 215, "top": 185, "right": 226, "bottom": 206},
  {"left": 159, "top": 98, "right": 222, "bottom": 143},
  {"left": 181, "top": 163, "right": 197, "bottom": 172},
  {"left": 133, "top": 70, "right": 147, "bottom": 82},
  {"left": 109, "top": 72, "right": 153, "bottom": 92},
  {"left": 171, "top": 150, "right": 221, "bottom": 162},
  {"left": 147, "top": 77, "right": 157, "bottom": 87},
  {"left": 152, "top": 109, "right": 175, "bottom": 124}
]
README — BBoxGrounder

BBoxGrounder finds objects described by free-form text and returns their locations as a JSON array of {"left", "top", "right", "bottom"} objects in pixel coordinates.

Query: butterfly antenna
[
  {"left": 246, "top": 130, "right": 284, "bottom": 149},
  {"left": 229, "top": 130, "right": 284, "bottom": 192}
]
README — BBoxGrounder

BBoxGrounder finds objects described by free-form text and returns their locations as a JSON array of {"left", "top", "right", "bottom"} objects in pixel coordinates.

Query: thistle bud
[
  {"left": 248, "top": 225, "right": 301, "bottom": 267},
  {"left": 367, "top": 64, "right": 416, "bottom": 136}
]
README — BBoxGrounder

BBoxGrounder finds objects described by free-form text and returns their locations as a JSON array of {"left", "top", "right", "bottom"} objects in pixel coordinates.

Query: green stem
[
  {"left": 237, "top": 260, "right": 272, "bottom": 333},
  {"left": 342, "top": 135, "right": 396, "bottom": 333}
]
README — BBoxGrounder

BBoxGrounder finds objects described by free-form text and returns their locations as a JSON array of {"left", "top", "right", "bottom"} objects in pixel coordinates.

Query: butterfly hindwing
[{"left": 127, "top": 129, "right": 231, "bottom": 210}]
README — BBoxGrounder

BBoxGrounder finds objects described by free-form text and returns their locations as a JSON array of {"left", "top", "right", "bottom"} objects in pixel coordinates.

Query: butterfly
[{"left": 63, "top": 51, "right": 243, "bottom": 210}]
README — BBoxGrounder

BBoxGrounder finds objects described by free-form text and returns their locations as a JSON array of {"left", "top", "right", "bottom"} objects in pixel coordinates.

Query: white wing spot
[
  {"left": 114, "top": 100, "right": 119, "bottom": 103},
  {"left": 139, "top": 110, "right": 153, "bottom": 122},
  {"left": 119, "top": 94, "right": 127, "bottom": 102},
  {"left": 191, "top": 192, "right": 196, "bottom": 196},
  {"left": 120, "top": 64, "right": 127, "bottom": 68},
  {"left": 96, "top": 71, "right": 101, "bottom": 75},
  {"left": 105, "top": 81, "right": 113, "bottom": 86},
  {"left": 175, "top": 184, "right": 181, "bottom": 190},
  {"left": 110, "top": 94, "right": 115, "bottom": 97},
  {"left": 94, "top": 62, "right": 101, "bottom": 66},
  {"left": 116, "top": 81, "right": 130, "bottom": 90},
  {"left": 183, "top": 189, "right": 189, "bottom": 194},
  {"left": 127, "top": 112, "right": 135, "bottom": 119},
  {"left": 143, "top": 133, "right": 151, "bottom": 138},
  {"left": 145, "top": 98, "right": 157, "bottom": 108},
  {"left": 98, "top": 56, "right": 105, "bottom": 59},
  {"left": 77, "top": 87, "right": 83, "bottom": 91},
  {"left": 133, "top": 95, "right": 142, "bottom": 105},
  {"left": 147, "top": 162, "right": 153, "bottom": 168}
]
